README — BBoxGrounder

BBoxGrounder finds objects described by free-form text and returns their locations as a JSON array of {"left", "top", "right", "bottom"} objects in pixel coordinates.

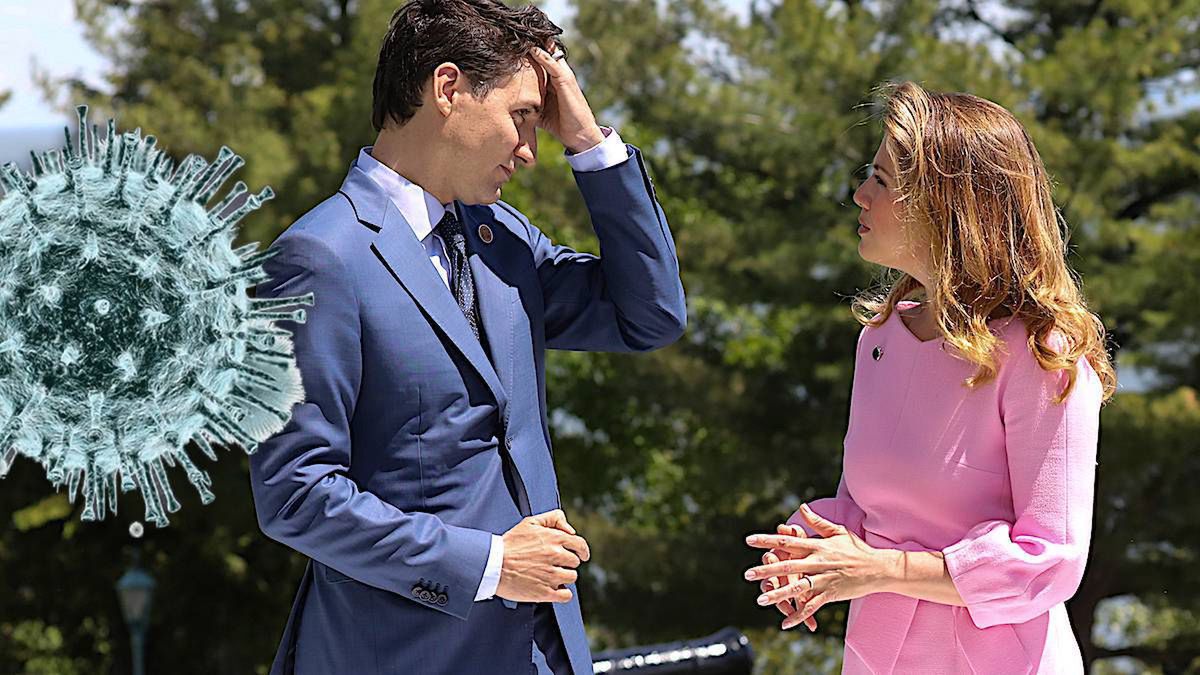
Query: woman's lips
[{"left": 858, "top": 222, "right": 871, "bottom": 235}]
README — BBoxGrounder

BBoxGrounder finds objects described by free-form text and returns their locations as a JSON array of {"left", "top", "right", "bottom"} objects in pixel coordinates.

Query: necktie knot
[{"left": 436, "top": 211, "right": 465, "bottom": 244}]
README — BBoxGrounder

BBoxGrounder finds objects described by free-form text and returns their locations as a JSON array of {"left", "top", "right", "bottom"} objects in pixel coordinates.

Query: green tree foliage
[{"left": 4, "top": 0, "right": 1198, "bottom": 672}]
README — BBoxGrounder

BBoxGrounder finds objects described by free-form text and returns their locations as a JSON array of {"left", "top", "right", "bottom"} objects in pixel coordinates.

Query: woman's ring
[{"left": 801, "top": 576, "right": 814, "bottom": 592}]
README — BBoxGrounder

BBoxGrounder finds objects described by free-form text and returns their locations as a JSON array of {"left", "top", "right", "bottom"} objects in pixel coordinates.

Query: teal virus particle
[{"left": 0, "top": 106, "right": 312, "bottom": 527}]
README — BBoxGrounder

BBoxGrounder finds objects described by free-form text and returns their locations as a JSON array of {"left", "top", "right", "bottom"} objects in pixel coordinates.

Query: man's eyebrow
[{"left": 516, "top": 103, "right": 542, "bottom": 114}]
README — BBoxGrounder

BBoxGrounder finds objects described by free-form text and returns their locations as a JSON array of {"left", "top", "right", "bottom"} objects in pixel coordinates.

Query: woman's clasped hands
[{"left": 744, "top": 504, "right": 900, "bottom": 631}]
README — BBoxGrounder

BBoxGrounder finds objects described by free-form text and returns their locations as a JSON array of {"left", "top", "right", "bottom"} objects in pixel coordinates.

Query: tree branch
[{"left": 964, "top": 0, "right": 1021, "bottom": 50}]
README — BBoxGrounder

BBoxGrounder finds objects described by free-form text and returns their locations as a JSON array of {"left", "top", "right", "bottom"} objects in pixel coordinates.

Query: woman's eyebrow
[{"left": 873, "top": 163, "right": 892, "bottom": 178}]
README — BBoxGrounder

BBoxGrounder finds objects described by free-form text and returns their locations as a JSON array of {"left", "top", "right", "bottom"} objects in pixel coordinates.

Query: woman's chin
[
  {"left": 857, "top": 240, "right": 875, "bottom": 263},
  {"left": 856, "top": 245, "right": 891, "bottom": 269}
]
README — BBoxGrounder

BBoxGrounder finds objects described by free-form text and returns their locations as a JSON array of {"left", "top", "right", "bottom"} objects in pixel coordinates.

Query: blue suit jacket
[{"left": 250, "top": 145, "right": 686, "bottom": 674}]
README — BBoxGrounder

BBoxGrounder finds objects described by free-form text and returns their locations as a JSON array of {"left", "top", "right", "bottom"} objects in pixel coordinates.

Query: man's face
[{"left": 442, "top": 59, "right": 547, "bottom": 205}]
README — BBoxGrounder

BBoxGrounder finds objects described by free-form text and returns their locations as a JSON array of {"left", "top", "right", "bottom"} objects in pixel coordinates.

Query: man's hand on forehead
[{"left": 527, "top": 45, "right": 603, "bottom": 153}]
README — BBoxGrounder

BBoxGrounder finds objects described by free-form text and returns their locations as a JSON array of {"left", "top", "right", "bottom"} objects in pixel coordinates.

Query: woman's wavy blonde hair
[{"left": 852, "top": 81, "right": 1117, "bottom": 403}]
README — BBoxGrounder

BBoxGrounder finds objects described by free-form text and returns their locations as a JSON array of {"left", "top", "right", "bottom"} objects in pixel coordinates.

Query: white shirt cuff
[
  {"left": 565, "top": 127, "right": 630, "bottom": 172},
  {"left": 474, "top": 534, "right": 505, "bottom": 601}
]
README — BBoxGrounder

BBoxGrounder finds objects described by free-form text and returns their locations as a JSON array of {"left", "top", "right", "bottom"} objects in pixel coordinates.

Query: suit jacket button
[
  {"left": 437, "top": 593, "right": 449, "bottom": 606},
  {"left": 411, "top": 586, "right": 422, "bottom": 598}
]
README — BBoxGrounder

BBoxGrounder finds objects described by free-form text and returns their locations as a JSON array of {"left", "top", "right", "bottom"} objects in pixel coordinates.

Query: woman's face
[{"left": 852, "top": 136, "right": 930, "bottom": 283}]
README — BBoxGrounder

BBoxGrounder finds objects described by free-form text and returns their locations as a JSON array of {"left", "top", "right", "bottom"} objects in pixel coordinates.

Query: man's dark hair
[{"left": 372, "top": 0, "right": 565, "bottom": 132}]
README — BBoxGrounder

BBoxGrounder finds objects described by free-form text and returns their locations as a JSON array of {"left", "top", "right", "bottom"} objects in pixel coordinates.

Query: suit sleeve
[
  {"left": 942, "top": 341, "right": 1102, "bottom": 628},
  {"left": 249, "top": 231, "right": 492, "bottom": 620},
  {"left": 521, "top": 145, "right": 686, "bottom": 352}
]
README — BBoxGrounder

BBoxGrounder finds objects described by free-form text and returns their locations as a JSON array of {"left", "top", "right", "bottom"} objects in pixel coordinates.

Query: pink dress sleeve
[
  {"left": 786, "top": 474, "right": 867, "bottom": 538},
  {"left": 942, "top": 337, "right": 1103, "bottom": 629}
]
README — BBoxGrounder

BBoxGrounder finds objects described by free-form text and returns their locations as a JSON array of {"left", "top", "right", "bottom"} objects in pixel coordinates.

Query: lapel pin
[
  {"left": 478, "top": 223, "right": 494, "bottom": 244},
  {"left": 872, "top": 345, "right": 884, "bottom": 361}
]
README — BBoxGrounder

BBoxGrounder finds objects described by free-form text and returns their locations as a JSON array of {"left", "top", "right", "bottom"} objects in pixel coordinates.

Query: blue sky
[{"left": 0, "top": 0, "right": 109, "bottom": 129}]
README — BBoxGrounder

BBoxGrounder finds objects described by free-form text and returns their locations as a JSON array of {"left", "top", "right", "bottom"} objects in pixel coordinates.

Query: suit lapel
[
  {"left": 460, "top": 205, "right": 519, "bottom": 403},
  {"left": 347, "top": 176, "right": 508, "bottom": 416}
]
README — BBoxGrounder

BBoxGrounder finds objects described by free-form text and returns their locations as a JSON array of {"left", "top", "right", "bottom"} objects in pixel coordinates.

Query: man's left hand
[{"left": 530, "top": 46, "right": 605, "bottom": 154}]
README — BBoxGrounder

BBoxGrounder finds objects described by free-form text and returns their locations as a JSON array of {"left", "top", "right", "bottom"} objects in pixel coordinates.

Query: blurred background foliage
[{"left": 3, "top": 0, "right": 1200, "bottom": 672}]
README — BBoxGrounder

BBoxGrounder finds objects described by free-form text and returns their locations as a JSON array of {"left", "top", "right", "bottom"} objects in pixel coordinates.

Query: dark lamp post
[{"left": 116, "top": 560, "right": 155, "bottom": 675}]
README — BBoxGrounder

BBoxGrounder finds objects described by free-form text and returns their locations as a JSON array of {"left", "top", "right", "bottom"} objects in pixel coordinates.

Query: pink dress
[{"left": 789, "top": 302, "right": 1102, "bottom": 674}]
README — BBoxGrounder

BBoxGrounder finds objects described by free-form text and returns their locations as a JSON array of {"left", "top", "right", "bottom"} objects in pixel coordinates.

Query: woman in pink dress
[{"left": 743, "top": 81, "right": 1118, "bottom": 674}]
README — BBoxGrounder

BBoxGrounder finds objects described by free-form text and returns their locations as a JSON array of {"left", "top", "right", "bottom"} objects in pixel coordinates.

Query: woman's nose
[{"left": 853, "top": 183, "right": 870, "bottom": 210}]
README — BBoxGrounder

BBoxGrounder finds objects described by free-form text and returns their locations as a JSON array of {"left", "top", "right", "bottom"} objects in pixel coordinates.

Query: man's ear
[{"left": 431, "top": 63, "right": 464, "bottom": 117}]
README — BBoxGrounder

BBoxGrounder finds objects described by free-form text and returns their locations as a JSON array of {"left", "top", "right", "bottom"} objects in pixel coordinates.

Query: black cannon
[{"left": 590, "top": 627, "right": 754, "bottom": 674}]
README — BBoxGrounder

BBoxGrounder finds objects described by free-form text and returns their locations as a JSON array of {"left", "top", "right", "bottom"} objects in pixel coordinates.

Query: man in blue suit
[{"left": 248, "top": 1, "right": 686, "bottom": 673}]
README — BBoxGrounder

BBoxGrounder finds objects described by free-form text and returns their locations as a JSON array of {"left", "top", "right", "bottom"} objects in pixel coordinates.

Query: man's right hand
[{"left": 496, "top": 509, "right": 591, "bottom": 603}]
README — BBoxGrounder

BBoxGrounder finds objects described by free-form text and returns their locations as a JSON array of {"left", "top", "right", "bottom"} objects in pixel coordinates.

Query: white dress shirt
[{"left": 355, "top": 127, "right": 629, "bottom": 602}]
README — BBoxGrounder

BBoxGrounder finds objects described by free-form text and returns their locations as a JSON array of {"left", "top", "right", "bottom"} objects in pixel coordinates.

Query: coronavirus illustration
[{"left": 0, "top": 106, "right": 312, "bottom": 527}]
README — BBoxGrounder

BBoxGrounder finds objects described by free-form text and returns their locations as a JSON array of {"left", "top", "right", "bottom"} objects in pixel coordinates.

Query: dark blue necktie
[{"left": 434, "top": 210, "right": 481, "bottom": 342}]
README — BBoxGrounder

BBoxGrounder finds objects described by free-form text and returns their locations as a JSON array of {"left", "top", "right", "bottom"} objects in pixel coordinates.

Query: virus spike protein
[{"left": 0, "top": 106, "right": 311, "bottom": 526}]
